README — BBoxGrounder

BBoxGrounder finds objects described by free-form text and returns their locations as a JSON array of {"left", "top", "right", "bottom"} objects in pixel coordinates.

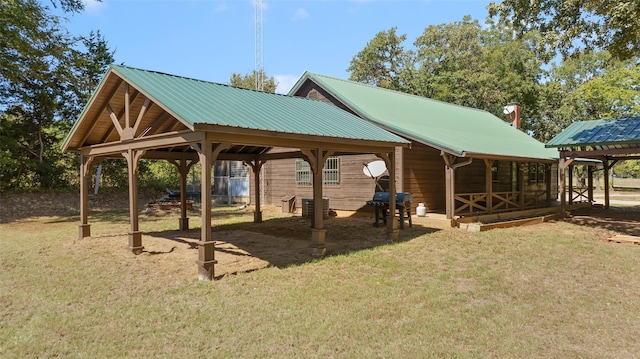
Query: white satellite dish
[
  {"left": 363, "top": 160, "right": 387, "bottom": 178},
  {"left": 503, "top": 105, "right": 516, "bottom": 115}
]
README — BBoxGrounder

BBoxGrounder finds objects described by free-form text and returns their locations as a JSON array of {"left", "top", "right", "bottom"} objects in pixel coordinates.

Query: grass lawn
[{"left": 1, "top": 203, "right": 640, "bottom": 358}]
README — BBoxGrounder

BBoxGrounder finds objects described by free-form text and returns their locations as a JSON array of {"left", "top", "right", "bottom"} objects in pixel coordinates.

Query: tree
[
  {"left": 488, "top": 0, "right": 640, "bottom": 61},
  {"left": 0, "top": 0, "right": 109, "bottom": 191},
  {"left": 229, "top": 69, "right": 277, "bottom": 93},
  {"left": 528, "top": 51, "right": 640, "bottom": 143},
  {"left": 347, "top": 27, "right": 414, "bottom": 92},
  {"left": 347, "top": 17, "right": 543, "bottom": 130}
]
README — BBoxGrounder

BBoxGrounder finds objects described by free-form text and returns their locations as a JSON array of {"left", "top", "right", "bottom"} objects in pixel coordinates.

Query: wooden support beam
[
  {"left": 245, "top": 158, "right": 265, "bottom": 223},
  {"left": 132, "top": 98, "right": 151, "bottom": 136},
  {"left": 603, "top": 159, "right": 610, "bottom": 209},
  {"left": 484, "top": 159, "right": 494, "bottom": 214},
  {"left": 168, "top": 157, "right": 198, "bottom": 231},
  {"left": 301, "top": 148, "right": 334, "bottom": 257},
  {"left": 107, "top": 104, "right": 124, "bottom": 137},
  {"left": 123, "top": 148, "right": 146, "bottom": 254},
  {"left": 194, "top": 141, "right": 232, "bottom": 281},
  {"left": 559, "top": 157, "right": 567, "bottom": 217},
  {"left": 78, "top": 155, "right": 95, "bottom": 239}
]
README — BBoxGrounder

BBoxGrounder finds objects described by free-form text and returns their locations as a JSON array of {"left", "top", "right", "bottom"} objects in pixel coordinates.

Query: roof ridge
[
  {"left": 305, "top": 71, "right": 494, "bottom": 115},
  {"left": 111, "top": 64, "right": 291, "bottom": 97}
]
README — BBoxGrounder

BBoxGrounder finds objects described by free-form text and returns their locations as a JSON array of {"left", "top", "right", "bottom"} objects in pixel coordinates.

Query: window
[
  {"left": 295, "top": 156, "right": 340, "bottom": 187},
  {"left": 528, "top": 163, "right": 546, "bottom": 184}
]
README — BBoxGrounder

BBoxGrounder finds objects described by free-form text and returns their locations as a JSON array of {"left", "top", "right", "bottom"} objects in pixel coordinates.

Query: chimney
[{"left": 503, "top": 102, "right": 521, "bottom": 129}]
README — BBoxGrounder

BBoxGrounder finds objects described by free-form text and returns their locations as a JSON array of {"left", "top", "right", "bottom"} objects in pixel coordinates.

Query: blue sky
[{"left": 59, "top": 0, "right": 493, "bottom": 93}]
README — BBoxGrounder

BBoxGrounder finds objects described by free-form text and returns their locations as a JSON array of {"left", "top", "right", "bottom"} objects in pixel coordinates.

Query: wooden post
[
  {"left": 519, "top": 163, "right": 525, "bottom": 210},
  {"left": 443, "top": 154, "right": 455, "bottom": 220},
  {"left": 169, "top": 158, "right": 197, "bottom": 231},
  {"left": 385, "top": 150, "right": 399, "bottom": 242},
  {"left": 78, "top": 155, "right": 93, "bottom": 239},
  {"left": 588, "top": 165, "right": 594, "bottom": 204},
  {"left": 568, "top": 164, "right": 574, "bottom": 204},
  {"left": 301, "top": 148, "right": 333, "bottom": 257},
  {"left": 603, "top": 159, "right": 610, "bottom": 209},
  {"left": 484, "top": 159, "right": 493, "bottom": 214},
  {"left": 246, "top": 158, "right": 264, "bottom": 223},
  {"left": 195, "top": 142, "right": 231, "bottom": 280},
  {"left": 559, "top": 157, "right": 566, "bottom": 217},
  {"left": 546, "top": 163, "right": 552, "bottom": 206},
  {"left": 123, "top": 149, "right": 145, "bottom": 254}
]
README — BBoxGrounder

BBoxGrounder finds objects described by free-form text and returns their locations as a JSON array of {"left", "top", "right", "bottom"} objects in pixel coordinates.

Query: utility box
[
  {"left": 302, "top": 197, "right": 329, "bottom": 219},
  {"left": 281, "top": 195, "right": 296, "bottom": 213}
]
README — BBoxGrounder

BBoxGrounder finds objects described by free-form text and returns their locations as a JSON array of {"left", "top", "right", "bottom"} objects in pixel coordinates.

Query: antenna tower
[{"left": 254, "top": 0, "right": 264, "bottom": 91}]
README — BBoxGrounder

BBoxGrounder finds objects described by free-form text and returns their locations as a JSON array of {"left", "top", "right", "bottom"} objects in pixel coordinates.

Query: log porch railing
[{"left": 454, "top": 190, "right": 549, "bottom": 216}]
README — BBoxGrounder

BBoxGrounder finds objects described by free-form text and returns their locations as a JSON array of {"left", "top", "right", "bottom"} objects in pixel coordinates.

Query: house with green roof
[{"left": 264, "top": 71, "right": 562, "bottom": 219}]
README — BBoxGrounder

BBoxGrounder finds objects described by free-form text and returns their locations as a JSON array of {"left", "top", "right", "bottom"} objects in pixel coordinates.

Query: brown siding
[
  {"left": 265, "top": 153, "right": 384, "bottom": 211},
  {"left": 402, "top": 143, "right": 446, "bottom": 212}
]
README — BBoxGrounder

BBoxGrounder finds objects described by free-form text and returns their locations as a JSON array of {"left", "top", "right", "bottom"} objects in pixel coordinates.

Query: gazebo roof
[
  {"left": 289, "top": 71, "right": 558, "bottom": 162},
  {"left": 546, "top": 117, "right": 640, "bottom": 158},
  {"left": 63, "top": 65, "right": 409, "bottom": 156}
]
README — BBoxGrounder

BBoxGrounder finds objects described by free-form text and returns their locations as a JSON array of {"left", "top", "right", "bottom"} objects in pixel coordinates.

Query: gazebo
[
  {"left": 62, "top": 65, "right": 409, "bottom": 280},
  {"left": 546, "top": 117, "right": 640, "bottom": 212}
]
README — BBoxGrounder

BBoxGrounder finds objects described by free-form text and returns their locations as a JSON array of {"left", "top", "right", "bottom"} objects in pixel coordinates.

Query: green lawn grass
[{"left": 2, "top": 208, "right": 640, "bottom": 358}]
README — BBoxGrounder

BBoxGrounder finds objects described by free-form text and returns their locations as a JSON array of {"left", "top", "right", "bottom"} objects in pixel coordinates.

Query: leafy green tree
[
  {"left": 347, "top": 27, "right": 414, "bottom": 92},
  {"left": 530, "top": 51, "right": 640, "bottom": 142},
  {"left": 0, "top": 0, "right": 108, "bottom": 191},
  {"left": 347, "top": 17, "right": 543, "bottom": 130},
  {"left": 488, "top": 0, "right": 640, "bottom": 61},
  {"left": 229, "top": 69, "right": 277, "bottom": 93}
]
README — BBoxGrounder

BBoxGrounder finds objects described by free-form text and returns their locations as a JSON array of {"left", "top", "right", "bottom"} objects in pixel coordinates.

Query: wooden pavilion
[
  {"left": 546, "top": 117, "right": 640, "bottom": 213},
  {"left": 62, "top": 65, "right": 409, "bottom": 280}
]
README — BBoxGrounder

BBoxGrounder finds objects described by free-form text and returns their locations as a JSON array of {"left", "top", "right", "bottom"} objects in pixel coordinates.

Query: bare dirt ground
[{"left": 3, "top": 191, "right": 639, "bottom": 280}]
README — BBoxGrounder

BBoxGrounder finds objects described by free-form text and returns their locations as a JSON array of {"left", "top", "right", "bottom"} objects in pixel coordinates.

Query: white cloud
[
  {"left": 291, "top": 8, "right": 309, "bottom": 22},
  {"left": 274, "top": 74, "right": 300, "bottom": 94},
  {"left": 82, "top": 0, "right": 104, "bottom": 14}
]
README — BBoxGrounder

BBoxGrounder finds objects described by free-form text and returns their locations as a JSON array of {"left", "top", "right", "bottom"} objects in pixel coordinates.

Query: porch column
[
  {"left": 384, "top": 151, "right": 399, "bottom": 242},
  {"left": 603, "top": 159, "right": 610, "bottom": 209},
  {"left": 195, "top": 141, "right": 231, "bottom": 280},
  {"left": 546, "top": 163, "right": 552, "bottom": 206},
  {"left": 444, "top": 162, "right": 455, "bottom": 220},
  {"left": 123, "top": 148, "right": 146, "bottom": 254},
  {"left": 519, "top": 163, "right": 525, "bottom": 210},
  {"left": 587, "top": 165, "right": 594, "bottom": 203},
  {"left": 568, "top": 163, "right": 574, "bottom": 204},
  {"left": 559, "top": 157, "right": 567, "bottom": 217},
  {"left": 484, "top": 159, "right": 493, "bottom": 214},
  {"left": 78, "top": 155, "right": 94, "bottom": 239},
  {"left": 246, "top": 158, "right": 265, "bottom": 223}
]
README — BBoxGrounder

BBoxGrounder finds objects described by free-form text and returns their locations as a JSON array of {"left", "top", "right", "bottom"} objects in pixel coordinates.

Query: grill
[{"left": 366, "top": 192, "right": 413, "bottom": 229}]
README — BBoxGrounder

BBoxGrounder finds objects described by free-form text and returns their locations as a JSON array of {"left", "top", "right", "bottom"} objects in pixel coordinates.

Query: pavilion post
[
  {"left": 123, "top": 148, "right": 146, "bottom": 254},
  {"left": 442, "top": 153, "right": 457, "bottom": 220},
  {"left": 246, "top": 158, "right": 264, "bottom": 223},
  {"left": 302, "top": 148, "right": 332, "bottom": 257},
  {"left": 603, "top": 159, "right": 610, "bottom": 209},
  {"left": 195, "top": 141, "right": 231, "bottom": 280},
  {"left": 169, "top": 158, "right": 197, "bottom": 231},
  {"left": 588, "top": 165, "right": 594, "bottom": 203},
  {"left": 568, "top": 164, "right": 574, "bottom": 204},
  {"left": 78, "top": 155, "right": 93, "bottom": 239}
]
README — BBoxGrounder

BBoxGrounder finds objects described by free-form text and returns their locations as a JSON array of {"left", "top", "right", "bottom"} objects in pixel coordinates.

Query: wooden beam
[
  {"left": 79, "top": 130, "right": 204, "bottom": 157},
  {"left": 106, "top": 104, "right": 124, "bottom": 137},
  {"left": 132, "top": 98, "right": 151, "bottom": 136},
  {"left": 560, "top": 147, "right": 640, "bottom": 158}
]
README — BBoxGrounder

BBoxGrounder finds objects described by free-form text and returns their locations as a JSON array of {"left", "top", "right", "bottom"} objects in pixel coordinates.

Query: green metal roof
[
  {"left": 63, "top": 65, "right": 409, "bottom": 149},
  {"left": 111, "top": 65, "right": 408, "bottom": 144},
  {"left": 546, "top": 117, "right": 640, "bottom": 149},
  {"left": 290, "top": 72, "right": 558, "bottom": 161}
]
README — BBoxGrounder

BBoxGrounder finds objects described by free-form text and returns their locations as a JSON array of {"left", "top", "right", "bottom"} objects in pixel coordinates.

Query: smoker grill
[{"left": 366, "top": 192, "right": 413, "bottom": 229}]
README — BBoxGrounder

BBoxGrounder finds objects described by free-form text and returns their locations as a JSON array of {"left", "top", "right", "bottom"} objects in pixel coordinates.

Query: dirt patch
[{"left": 565, "top": 205, "right": 640, "bottom": 237}]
